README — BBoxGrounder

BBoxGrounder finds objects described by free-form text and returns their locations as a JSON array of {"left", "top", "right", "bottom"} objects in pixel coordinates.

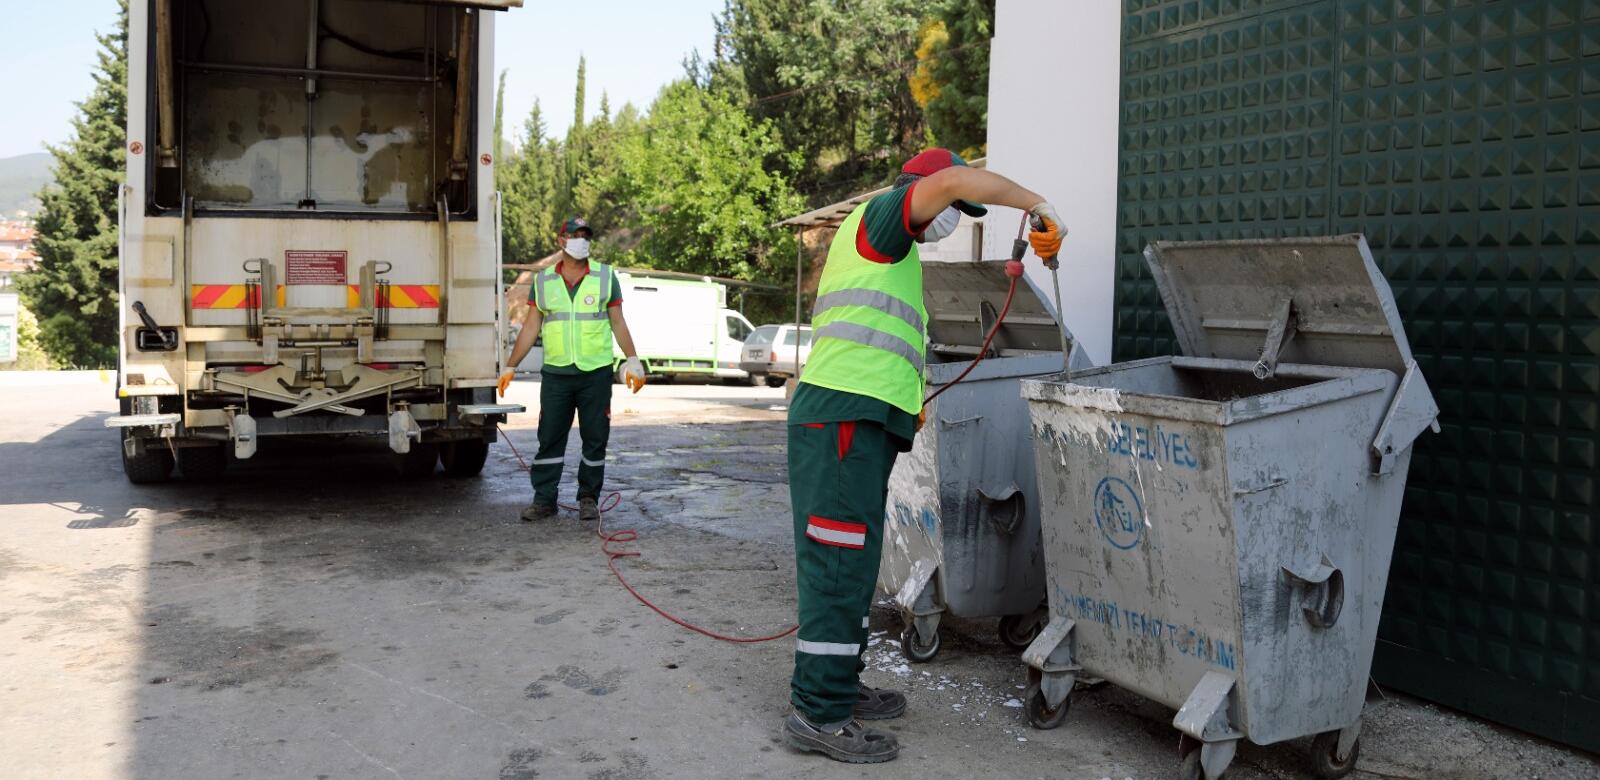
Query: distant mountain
[{"left": 0, "top": 152, "right": 53, "bottom": 217}]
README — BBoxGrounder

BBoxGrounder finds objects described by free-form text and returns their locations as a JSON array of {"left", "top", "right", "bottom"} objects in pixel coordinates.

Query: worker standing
[
  {"left": 501, "top": 217, "right": 647, "bottom": 524},
  {"left": 782, "top": 149, "right": 1064, "bottom": 764}
]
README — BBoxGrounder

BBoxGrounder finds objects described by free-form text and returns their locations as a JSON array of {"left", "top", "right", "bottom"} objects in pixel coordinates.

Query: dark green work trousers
[
  {"left": 788, "top": 419, "right": 898, "bottom": 724},
  {"left": 530, "top": 368, "right": 613, "bottom": 506}
]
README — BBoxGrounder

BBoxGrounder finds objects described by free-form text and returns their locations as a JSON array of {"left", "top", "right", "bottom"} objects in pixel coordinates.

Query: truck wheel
[
  {"left": 395, "top": 443, "right": 439, "bottom": 479},
  {"left": 764, "top": 376, "right": 786, "bottom": 389},
  {"left": 177, "top": 444, "right": 228, "bottom": 482},
  {"left": 440, "top": 439, "right": 489, "bottom": 477},
  {"left": 120, "top": 433, "right": 174, "bottom": 484}
]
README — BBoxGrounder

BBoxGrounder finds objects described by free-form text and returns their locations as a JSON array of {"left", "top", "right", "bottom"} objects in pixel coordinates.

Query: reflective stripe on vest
[
  {"left": 812, "top": 288, "right": 924, "bottom": 335},
  {"left": 537, "top": 261, "right": 615, "bottom": 372},
  {"left": 798, "top": 203, "right": 928, "bottom": 414}
]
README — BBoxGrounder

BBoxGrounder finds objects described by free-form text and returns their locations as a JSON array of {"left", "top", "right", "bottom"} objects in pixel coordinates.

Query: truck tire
[
  {"left": 121, "top": 433, "right": 174, "bottom": 484},
  {"left": 764, "top": 376, "right": 786, "bottom": 389},
  {"left": 177, "top": 444, "right": 229, "bottom": 482},
  {"left": 395, "top": 443, "right": 439, "bottom": 479},
  {"left": 440, "top": 439, "right": 489, "bottom": 477}
]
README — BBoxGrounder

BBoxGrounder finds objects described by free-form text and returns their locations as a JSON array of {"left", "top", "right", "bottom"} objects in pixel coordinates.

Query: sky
[{"left": 0, "top": 0, "right": 724, "bottom": 160}]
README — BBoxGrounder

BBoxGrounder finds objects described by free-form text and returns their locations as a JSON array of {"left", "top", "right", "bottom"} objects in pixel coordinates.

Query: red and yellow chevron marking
[
  {"left": 344, "top": 284, "right": 441, "bottom": 309},
  {"left": 190, "top": 284, "right": 261, "bottom": 309},
  {"left": 192, "top": 284, "right": 440, "bottom": 309}
]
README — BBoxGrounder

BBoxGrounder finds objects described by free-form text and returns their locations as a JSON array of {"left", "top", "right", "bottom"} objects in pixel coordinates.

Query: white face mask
[
  {"left": 917, "top": 207, "right": 960, "bottom": 244},
  {"left": 564, "top": 237, "right": 591, "bottom": 259}
]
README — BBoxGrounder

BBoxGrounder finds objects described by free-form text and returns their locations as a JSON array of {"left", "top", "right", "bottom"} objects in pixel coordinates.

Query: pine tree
[
  {"left": 20, "top": 1, "right": 128, "bottom": 368},
  {"left": 918, "top": 0, "right": 993, "bottom": 158}
]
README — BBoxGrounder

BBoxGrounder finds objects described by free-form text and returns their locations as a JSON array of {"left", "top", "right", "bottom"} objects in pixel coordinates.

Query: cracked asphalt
[{"left": 1, "top": 372, "right": 1593, "bottom": 779}]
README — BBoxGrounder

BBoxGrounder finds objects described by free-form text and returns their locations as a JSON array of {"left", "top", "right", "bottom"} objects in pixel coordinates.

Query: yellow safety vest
[
  {"left": 533, "top": 261, "right": 615, "bottom": 372},
  {"left": 799, "top": 204, "right": 928, "bottom": 414}
]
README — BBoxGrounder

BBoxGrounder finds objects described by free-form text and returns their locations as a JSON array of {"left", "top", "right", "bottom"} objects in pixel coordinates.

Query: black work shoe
[
  {"left": 782, "top": 711, "right": 899, "bottom": 764},
  {"left": 854, "top": 683, "right": 908, "bottom": 720},
  {"left": 577, "top": 497, "right": 600, "bottom": 523},
  {"left": 520, "top": 503, "right": 557, "bottom": 522}
]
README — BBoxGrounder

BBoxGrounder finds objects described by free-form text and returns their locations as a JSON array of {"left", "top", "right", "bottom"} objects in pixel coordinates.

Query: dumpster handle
[{"left": 1281, "top": 557, "right": 1344, "bottom": 629}]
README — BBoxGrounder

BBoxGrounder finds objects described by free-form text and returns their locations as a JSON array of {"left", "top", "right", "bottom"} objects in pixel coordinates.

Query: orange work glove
[
  {"left": 1027, "top": 201, "right": 1066, "bottom": 260},
  {"left": 916, "top": 407, "right": 927, "bottom": 433},
  {"left": 497, "top": 371, "right": 514, "bottom": 396},
  {"left": 622, "top": 357, "right": 647, "bottom": 394}
]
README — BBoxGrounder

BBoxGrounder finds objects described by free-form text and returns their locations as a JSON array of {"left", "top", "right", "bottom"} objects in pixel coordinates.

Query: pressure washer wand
[{"left": 1014, "top": 214, "right": 1071, "bottom": 374}]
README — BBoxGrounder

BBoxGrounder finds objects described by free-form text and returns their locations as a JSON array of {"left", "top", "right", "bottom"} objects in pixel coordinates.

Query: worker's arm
[
  {"left": 608, "top": 305, "right": 647, "bottom": 393},
  {"left": 608, "top": 305, "right": 638, "bottom": 359},
  {"left": 499, "top": 307, "right": 542, "bottom": 394},
  {"left": 907, "top": 167, "right": 1044, "bottom": 224},
  {"left": 909, "top": 166, "right": 1064, "bottom": 258}
]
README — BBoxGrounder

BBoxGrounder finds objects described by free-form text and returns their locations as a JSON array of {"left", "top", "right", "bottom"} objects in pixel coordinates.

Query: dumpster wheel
[
  {"left": 998, "top": 613, "right": 1044, "bottom": 650},
  {"left": 1309, "top": 730, "right": 1360, "bottom": 779},
  {"left": 1177, "top": 748, "right": 1205, "bottom": 780},
  {"left": 1022, "top": 678, "right": 1070, "bottom": 729},
  {"left": 899, "top": 624, "right": 940, "bottom": 663}
]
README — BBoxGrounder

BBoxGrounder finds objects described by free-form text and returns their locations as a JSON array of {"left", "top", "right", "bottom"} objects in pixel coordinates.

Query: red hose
[{"left": 497, "top": 426, "right": 798, "bottom": 644}]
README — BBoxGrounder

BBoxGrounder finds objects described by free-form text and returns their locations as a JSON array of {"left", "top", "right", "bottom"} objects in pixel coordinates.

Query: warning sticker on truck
[{"left": 285, "top": 250, "right": 347, "bottom": 285}]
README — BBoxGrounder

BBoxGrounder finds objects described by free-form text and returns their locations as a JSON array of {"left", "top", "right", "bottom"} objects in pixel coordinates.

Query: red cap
[{"left": 900, "top": 148, "right": 987, "bottom": 217}]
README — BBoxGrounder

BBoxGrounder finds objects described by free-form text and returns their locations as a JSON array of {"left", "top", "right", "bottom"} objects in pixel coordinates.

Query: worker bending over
[
  {"left": 783, "top": 149, "right": 1063, "bottom": 763},
  {"left": 501, "top": 217, "right": 647, "bottom": 523}
]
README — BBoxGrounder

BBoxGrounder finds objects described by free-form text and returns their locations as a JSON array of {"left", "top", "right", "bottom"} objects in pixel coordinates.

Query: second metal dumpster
[
  {"left": 880, "top": 259, "right": 1092, "bottom": 662},
  {"left": 1019, "top": 236, "right": 1439, "bottom": 780}
]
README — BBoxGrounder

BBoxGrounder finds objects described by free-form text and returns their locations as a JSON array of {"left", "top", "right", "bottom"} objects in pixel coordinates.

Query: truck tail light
[{"left": 769, "top": 351, "right": 777, "bottom": 362}]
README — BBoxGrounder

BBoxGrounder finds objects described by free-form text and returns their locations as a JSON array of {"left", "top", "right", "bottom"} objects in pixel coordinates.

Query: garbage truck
[{"left": 107, "top": 0, "right": 524, "bottom": 482}]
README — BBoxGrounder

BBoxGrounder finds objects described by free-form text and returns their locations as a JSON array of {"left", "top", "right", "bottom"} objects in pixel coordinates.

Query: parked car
[{"left": 740, "top": 324, "right": 812, "bottom": 388}]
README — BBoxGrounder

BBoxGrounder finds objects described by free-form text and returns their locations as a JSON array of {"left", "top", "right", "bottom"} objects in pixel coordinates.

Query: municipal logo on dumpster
[{"left": 1093, "top": 476, "right": 1143, "bottom": 550}]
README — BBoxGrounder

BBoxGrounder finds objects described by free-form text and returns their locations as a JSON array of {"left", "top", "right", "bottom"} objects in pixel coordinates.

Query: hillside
[{"left": 0, "top": 152, "right": 52, "bottom": 217}]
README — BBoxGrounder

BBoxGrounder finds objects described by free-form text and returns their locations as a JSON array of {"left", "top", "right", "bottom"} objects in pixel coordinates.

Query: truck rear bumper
[{"left": 105, "top": 413, "right": 182, "bottom": 428}]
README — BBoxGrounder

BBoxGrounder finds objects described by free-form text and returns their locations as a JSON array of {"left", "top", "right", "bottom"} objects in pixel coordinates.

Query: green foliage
[
  {"left": 0, "top": 300, "right": 56, "bottom": 370},
  {"left": 500, "top": 99, "right": 559, "bottom": 264},
  {"left": 709, "top": 0, "right": 933, "bottom": 204},
  {"left": 18, "top": 1, "right": 127, "bottom": 368},
  {"left": 605, "top": 81, "right": 803, "bottom": 284},
  {"left": 918, "top": 0, "right": 994, "bottom": 158}
]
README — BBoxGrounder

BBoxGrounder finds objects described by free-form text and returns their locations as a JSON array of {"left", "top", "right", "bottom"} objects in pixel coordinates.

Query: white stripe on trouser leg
[
  {"left": 532, "top": 457, "right": 564, "bottom": 465},
  {"left": 796, "top": 639, "right": 860, "bottom": 656},
  {"left": 580, "top": 457, "right": 605, "bottom": 467},
  {"left": 862, "top": 616, "right": 870, "bottom": 629},
  {"left": 805, "top": 525, "right": 866, "bottom": 548}
]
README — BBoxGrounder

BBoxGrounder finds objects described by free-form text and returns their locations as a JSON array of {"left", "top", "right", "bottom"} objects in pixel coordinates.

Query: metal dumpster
[
  {"left": 1019, "top": 236, "right": 1439, "bottom": 780},
  {"left": 881, "top": 259, "right": 1092, "bottom": 662}
]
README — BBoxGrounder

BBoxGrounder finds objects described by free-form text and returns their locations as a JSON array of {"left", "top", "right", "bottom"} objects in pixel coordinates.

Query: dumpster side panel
[
  {"left": 1030, "top": 392, "right": 1245, "bottom": 709},
  {"left": 1225, "top": 381, "right": 1400, "bottom": 745},
  {"left": 882, "top": 410, "right": 943, "bottom": 606},
  {"left": 880, "top": 355, "right": 1057, "bottom": 618}
]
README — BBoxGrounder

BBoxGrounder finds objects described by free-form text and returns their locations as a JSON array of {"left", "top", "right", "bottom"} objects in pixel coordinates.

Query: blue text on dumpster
[
  {"left": 1099, "top": 421, "right": 1200, "bottom": 470},
  {"left": 1055, "top": 586, "right": 1237, "bottom": 671}
]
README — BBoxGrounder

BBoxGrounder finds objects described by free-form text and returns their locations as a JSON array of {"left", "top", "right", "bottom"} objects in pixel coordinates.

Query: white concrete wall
[{"left": 983, "top": 0, "right": 1122, "bottom": 365}]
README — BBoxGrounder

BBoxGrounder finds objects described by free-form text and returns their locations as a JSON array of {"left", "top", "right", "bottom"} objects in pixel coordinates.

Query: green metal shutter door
[{"left": 1115, "top": 0, "right": 1599, "bottom": 751}]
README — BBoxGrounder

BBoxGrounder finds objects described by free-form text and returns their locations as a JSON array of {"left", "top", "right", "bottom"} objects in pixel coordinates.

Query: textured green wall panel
[{"left": 1115, "top": 0, "right": 1600, "bottom": 751}]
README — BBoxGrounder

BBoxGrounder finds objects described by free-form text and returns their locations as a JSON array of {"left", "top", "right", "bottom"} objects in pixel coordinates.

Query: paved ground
[{"left": 0, "top": 372, "right": 1594, "bottom": 780}]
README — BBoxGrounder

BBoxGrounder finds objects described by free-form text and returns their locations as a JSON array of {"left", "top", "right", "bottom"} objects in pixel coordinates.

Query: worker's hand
[
  {"left": 1027, "top": 202, "right": 1066, "bottom": 260},
  {"left": 497, "top": 371, "right": 515, "bottom": 396},
  {"left": 915, "top": 407, "right": 927, "bottom": 434},
  {"left": 622, "top": 357, "right": 647, "bottom": 394}
]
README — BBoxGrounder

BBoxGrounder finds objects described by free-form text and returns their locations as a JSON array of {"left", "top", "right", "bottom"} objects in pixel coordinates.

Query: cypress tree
[{"left": 20, "top": 1, "right": 128, "bottom": 368}]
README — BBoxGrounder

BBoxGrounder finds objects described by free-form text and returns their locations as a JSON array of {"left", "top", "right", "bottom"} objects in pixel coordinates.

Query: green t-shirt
[
  {"left": 533, "top": 260, "right": 623, "bottom": 376},
  {"left": 789, "top": 182, "right": 927, "bottom": 450}
]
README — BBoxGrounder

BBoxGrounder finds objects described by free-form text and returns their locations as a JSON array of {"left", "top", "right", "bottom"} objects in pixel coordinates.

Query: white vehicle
[
  {"left": 739, "top": 323, "right": 812, "bottom": 388},
  {"left": 108, "top": 0, "right": 524, "bottom": 483},
  {"left": 615, "top": 271, "right": 755, "bottom": 383}
]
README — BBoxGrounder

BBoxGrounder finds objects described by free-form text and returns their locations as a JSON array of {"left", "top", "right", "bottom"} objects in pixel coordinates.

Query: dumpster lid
[
  {"left": 922, "top": 260, "right": 1071, "bottom": 360},
  {"left": 1143, "top": 235, "right": 1416, "bottom": 375}
]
